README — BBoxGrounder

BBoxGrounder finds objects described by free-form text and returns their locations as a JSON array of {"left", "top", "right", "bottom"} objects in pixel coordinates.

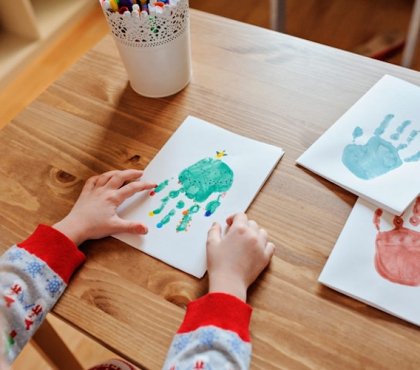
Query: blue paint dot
[
  {"left": 157, "top": 223, "right": 163, "bottom": 228},
  {"left": 205, "top": 210, "right": 212, "bottom": 217}
]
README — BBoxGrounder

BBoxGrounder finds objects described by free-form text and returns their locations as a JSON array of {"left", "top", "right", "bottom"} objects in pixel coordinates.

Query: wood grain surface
[{"left": 1, "top": 9, "right": 420, "bottom": 370}]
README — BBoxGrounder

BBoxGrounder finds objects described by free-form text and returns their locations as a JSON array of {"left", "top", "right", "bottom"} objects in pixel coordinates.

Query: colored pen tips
[
  {"left": 101, "top": 0, "right": 178, "bottom": 16},
  {"left": 109, "top": 0, "right": 119, "bottom": 11}
]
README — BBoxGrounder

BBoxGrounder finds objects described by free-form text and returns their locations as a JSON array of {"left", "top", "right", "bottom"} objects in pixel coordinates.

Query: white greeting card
[
  {"left": 319, "top": 196, "right": 420, "bottom": 325},
  {"left": 297, "top": 75, "right": 420, "bottom": 215},
  {"left": 113, "top": 116, "right": 284, "bottom": 278}
]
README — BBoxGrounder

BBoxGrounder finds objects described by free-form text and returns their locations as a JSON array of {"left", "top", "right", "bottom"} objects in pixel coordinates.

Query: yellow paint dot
[{"left": 149, "top": 211, "right": 155, "bottom": 217}]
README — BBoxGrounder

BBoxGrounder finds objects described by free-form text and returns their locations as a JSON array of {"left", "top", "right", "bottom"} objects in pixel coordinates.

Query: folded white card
[
  {"left": 114, "top": 116, "right": 284, "bottom": 278},
  {"left": 297, "top": 75, "right": 420, "bottom": 215},
  {"left": 319, "top": 196, "right": 420, "bottom": 326}
]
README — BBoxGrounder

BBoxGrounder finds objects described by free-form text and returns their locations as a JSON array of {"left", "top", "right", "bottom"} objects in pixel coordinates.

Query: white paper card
[
  {"left": 297, "top": 75, "right": 420, "bottom": 215},
  {"left": 319, "top": 196, "right": 420, "bottom": 326},
  {"left": 113, "top": 116, "right": 284, "bottom": 278}
]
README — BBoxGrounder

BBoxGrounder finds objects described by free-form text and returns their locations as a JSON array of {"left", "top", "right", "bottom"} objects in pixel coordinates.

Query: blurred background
[
  {"left": 1, "top": 0, "right": 419, "bottom": 131},
  {"left": 191, "top": 0, "right": 418, "bottom": 69},
  {"left": 0, "top": 0, "right": 418, "bottom": 130}
]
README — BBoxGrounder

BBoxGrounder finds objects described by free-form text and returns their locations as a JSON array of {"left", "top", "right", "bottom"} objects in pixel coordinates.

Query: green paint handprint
[{"left": 149, "top": 151, "right": 234, "bottom": 232}]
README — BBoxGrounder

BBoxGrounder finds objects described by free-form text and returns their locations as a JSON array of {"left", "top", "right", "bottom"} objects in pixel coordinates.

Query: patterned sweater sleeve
[
  {"left": 163, "top": 292, "right": 253, "bottom": 370},
  {"left": 0, "top": 225, "right": 85, "bottom": 364}
]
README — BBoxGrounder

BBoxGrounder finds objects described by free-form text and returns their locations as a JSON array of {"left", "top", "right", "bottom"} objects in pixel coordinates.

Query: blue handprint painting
[
  {"left": 297, "top": 75, "right": 420, "bottom": 215},
  {"left": 342, "top": 114, "right": 420, "bottom": 180}
]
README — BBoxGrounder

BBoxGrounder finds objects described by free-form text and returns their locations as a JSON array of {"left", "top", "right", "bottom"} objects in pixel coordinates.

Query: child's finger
[
  {"left": 113, "top": 219, "right": 148, "bottom": 235},
  {"left": 264, "top": 242, "right": 276, "bottom": 260},
  {"left": 226, "top": 214, "right": 235, "bottom": 226},
  {"left": 259, "top": 228, "right": 268, "bottom": 245},
  {"left": 116, "top": 181, "right": 156, "bottom": 203},
  {"left": 248, "top": 220, "right": 260, "bottom": 232},
  {"left": 106, "top": 169, "right": 144, "bottom": 189},
  {"left": 83, "top": 175, "right": 100, "bottom": 192},
  {"left": 230, "top": 212, "right": 248, "bottom": 227},
  {"left": 207, "top": 222, "right": 222, "bottom": 247},
  {"left": 95, "top": 170, "right": 119, "bottom": 187}
]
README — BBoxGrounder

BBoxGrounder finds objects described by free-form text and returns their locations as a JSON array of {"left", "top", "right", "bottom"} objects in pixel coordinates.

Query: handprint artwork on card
[
  {"left": 148, "top": 151, "right": 233, "bottom": 232},
  {"left": 319, "top": 196, "right": 420, "bottom": 326},
  {"left": 342, "top": 114, "right": 420, "bottom": 180},
  {"left": 113, "top": 116, "right": 284, "bottom": 277},
  {"left": 373, "top": 197, "right": 420, "bottom": 286},
  {"left": 297, "top": 75, "right": 420, "bottom": 214}
]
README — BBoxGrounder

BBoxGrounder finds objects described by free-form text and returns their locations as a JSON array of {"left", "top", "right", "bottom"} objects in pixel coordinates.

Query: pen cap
[{"left": 99, "top": 0, "right": 192, "bottom": 97}]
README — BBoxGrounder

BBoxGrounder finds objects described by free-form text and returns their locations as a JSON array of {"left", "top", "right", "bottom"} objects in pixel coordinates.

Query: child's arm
[
  {"left": 0, "top": 169, "right": 155, "bottom": 364},
  {"left": 164, "top": 213, "right": 275, "bottom": 370}
]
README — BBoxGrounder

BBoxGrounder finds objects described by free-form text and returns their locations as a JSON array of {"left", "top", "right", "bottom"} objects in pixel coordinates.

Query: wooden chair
[
  {"left": 270, "top": 0, "right": 420, "bottom": 68},
  {"left": 402, "top": 0, "right": 420, "bottom": 67},
  {"left": 270, "top": 0, "right": 285, "bottom": 33},
  {"left": 32, "top": 318, "right": 83, "bottom": 370}
]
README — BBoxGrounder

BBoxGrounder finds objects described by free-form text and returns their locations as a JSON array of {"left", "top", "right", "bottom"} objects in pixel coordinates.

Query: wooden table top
[{"left": 1, "top": 9, "right": 420, "bottom": 370}]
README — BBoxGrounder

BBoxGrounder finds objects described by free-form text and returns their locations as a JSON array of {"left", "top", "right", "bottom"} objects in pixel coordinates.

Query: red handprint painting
[
  {"left": 319, "top": 196, "right": 420, "bottom": 326},
  {"left": 373, "top": 197, "right": 420, "bottom": 286}
]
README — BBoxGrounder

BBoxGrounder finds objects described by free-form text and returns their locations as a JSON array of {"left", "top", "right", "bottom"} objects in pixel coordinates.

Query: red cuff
[
  {"left": 177, "top": 292, "right": 252, "bottom": 342},
  {"left": 18, "top": 224, "right": 86, "bottom": 284}
]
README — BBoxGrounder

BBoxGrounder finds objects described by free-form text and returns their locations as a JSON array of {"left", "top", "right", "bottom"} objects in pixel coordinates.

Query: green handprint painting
[
  {"left": 148, "top": 151, "right": 234, "bottom": 232},
  {"left": 342, "top": 114, "right": 420, "bottom": 180}
]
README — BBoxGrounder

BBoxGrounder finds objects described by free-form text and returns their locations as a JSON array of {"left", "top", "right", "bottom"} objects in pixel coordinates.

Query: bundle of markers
[
  {"left": 99, "top": 0, "right": 190, "bottom": 96},
  {"left": 99, "top": 0, "right": 189, "bottom": 46},
  {"left": 101, "top": 0, "right": 180, "bottom": 17}
]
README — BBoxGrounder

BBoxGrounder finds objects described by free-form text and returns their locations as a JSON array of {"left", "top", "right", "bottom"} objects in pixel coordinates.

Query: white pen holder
[{"left": 100, "top": 0, "right": 192, "bottom": 98}]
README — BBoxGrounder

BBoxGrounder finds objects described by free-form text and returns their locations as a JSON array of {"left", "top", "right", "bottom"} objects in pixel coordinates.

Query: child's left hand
[{"left": 53, "top": 169, "right": 156, "bottom": 246}]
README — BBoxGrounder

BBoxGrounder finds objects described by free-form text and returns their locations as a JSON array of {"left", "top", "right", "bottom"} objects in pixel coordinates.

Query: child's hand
[
  {"left": 206, "top": 213, "right": 275, "bottom": 301},
  {"left": 53, "top": 169, "right": 156, "bottom": 246}
]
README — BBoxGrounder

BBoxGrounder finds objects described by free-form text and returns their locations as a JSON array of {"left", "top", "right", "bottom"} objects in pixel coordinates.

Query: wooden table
[{"left": 1, "top": 9, "right": 420, "bottom": 370}]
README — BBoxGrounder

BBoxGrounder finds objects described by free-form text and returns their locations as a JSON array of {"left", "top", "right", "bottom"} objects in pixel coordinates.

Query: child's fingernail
[{"left": 137, "top": 225, "right": 148, "bottom": 234}]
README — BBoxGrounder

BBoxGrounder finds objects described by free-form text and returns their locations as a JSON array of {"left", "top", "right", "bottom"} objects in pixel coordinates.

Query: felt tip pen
[
  {"left": 109, "top": 0, "right": 119, "bottom": 11},
  {"left": 102, "top": 0, "right": 111, "bottom": 11},
  {"left": 132, "top": 3, "right": 140, "bottom": 15},
  {"left": 140, "top": 0, "right": 149, "bottom": 12},
  {"left": 119, "top": 0, "right": 134, "bottom": 11}
]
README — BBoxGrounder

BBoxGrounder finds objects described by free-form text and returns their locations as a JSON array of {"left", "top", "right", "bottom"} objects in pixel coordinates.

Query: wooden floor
[
  {"left": 13, "top": 315, "right": 122, "bottom": 370},
  {"left": 4, "top": 1, "right": 420, "bottom": 369}
]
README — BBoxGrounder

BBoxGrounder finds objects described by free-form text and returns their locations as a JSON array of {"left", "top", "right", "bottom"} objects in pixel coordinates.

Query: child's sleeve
[
  {"left": 163, "top": 292, "right": 253, "bottom": 370},
  {"left": 0, "top": 225, "right": 85, "bottom": 363}
]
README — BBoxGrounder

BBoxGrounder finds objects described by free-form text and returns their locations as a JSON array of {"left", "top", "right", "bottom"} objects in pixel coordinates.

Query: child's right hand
[{"left": 206, "top": 213, "right": 275, "bottom": 302}]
